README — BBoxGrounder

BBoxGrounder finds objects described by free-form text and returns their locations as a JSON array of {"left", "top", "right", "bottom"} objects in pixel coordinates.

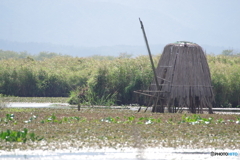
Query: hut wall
[{"left": 150, "top": 42, "right": 214, "bottom": 113}]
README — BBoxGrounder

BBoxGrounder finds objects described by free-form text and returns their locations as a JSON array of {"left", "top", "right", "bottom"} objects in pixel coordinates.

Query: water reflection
[{"left": 1, "top": 148, "right": 238, "bottom": 160}]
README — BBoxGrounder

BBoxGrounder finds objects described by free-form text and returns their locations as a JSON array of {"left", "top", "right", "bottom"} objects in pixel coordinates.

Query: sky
[{"left": 0, "top": 0, "right": 239, "bottom": 55}]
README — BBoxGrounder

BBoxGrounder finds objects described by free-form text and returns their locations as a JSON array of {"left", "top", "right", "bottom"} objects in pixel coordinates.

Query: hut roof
[{"left": 150, "top": 41, "right": 214, "bottom": 113}]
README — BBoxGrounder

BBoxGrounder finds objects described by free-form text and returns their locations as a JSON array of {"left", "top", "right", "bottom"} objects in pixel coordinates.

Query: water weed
[
  {"left": 40, "top": 113, "right": 84, "bottom": 124},
  {"left": 0, "top": 106, "right": 239, "bottom": 150},
  {"left": 0, "top": 128, "right": 43, "bottom": 143},
  {"left": 0, "top": 114, "right": 16, "bottom": 124},
  {"left": 179, "top": 114, "right": 213, "bottom": 125},
  {"left": 24, "top": 115, "right": 38, "bottom": 123}
]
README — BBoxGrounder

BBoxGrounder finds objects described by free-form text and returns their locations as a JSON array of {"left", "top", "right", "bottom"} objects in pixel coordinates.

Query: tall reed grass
[
  {"left": 0, "top": 52, "right": 239, "bottom": 107},
  {"left": 208, "top": 55, "right": 240, "bottom": 107}
]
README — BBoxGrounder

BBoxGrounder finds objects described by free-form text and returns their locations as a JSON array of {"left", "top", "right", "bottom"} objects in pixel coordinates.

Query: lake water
[
  {"left": 6, "top": 103, "right": 240, "bottom": 114},
  {"left": 6, "top": 102, "right": 71, "bottom": 109},
  {"left": 1, "top": 148, "right": 239, "bottom": 160}
]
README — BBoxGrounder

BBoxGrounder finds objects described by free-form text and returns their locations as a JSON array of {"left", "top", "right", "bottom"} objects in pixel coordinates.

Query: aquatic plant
[
  {"left": 0, "top": 128, "right": 43, "bottom": 143},
  {"left": 0, "top": 108, "right": 239, "bottom": 150},
  {"left": 40, "top": 113, "right": 84, "bottom": 124},
  {"left": 138, "top": 117, "right": 161, "bottom": 124},
  {"left": 0, "top": 114, "right": 16, "bottom": 124},
  {"left": 236, "top": 117, "right": 240, "bottom": 124},
  {"left": 101, "top": 117, "right": 120, "bottom": 123},
  {"left": 24, "top": 115, "right": 38, "bottom": 123},
  {"left": 101, "top": 116, "right": 163, "bottom": 124},
  {"left": 179, "top": 114, "right": 213, "bottom": 125}
]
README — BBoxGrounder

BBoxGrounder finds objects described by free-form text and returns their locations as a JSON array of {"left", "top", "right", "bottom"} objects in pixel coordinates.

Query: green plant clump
[
  {"left": 0, "top": 114, "right": 16, "bottom": 124},
  {"left": 0, "top": 128, "right": 43, "bottom": 143},
  {"left": 179, "top": 114, "right": 213, "bottom": 125}
]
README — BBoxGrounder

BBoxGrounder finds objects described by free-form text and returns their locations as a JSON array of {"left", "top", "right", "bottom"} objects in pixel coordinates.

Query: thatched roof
[{"left": 150, "top": 41, "right": 214, "bottom": 113}]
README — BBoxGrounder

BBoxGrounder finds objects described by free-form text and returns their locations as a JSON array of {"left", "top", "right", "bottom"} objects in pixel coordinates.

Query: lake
[{"left": 1, "top": 147, "right": 239, "bottom": 160}]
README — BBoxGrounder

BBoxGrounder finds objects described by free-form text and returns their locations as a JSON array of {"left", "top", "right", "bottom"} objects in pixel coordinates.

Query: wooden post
[{"left": 139, "top": 18, "right": 160, "bottom": 91}]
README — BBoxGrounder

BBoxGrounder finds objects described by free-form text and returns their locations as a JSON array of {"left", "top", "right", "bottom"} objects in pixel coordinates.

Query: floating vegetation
[
  {"left": 0, "top": 128, "right": 43, "bottom": 143},
  {"left": 0, "top": 108, "right": 239, "bottom": 151},
  {"left": 24, "top": 115, "right": 38, "bottom": 123},
  {"left": 40, "top": 113, "right": 85, "bottom": 124},
  {"left": 0, "top": 114, "right": 16, "bottom": 124},
  {"left": 100, "top": 116, "right": 161, "bottom": 124},
  {"left": 179, "top": 114, "right": 213, "bottom": 125}
]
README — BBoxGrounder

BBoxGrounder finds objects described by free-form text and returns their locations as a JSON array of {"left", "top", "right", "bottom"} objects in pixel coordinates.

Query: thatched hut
[{"left": 136, "top": 41, "right": 214, "bottom": 114}]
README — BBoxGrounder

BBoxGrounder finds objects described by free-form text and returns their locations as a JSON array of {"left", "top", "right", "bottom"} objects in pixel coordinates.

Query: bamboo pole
[{"left": 139, "top": 18, "right": 160, "bottom": 90}]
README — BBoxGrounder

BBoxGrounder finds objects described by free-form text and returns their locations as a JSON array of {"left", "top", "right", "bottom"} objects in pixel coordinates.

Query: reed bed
[{"left": 0, "top": 52, "right": 240, "bottom": 107}]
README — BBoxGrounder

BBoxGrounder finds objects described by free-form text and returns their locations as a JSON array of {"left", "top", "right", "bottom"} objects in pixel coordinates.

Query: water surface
[{"left": 1, "top": 148, "right": 239, "bottom": 160}]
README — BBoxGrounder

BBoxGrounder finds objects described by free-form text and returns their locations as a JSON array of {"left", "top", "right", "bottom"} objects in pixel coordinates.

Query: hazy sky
[{"left": 1, "top": 0, "right": 239, "bottom": 49}]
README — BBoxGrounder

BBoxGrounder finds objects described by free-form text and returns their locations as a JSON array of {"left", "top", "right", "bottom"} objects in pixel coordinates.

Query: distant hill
[{"left": 0, "top": 39, "right": 235, "bottom": 57}]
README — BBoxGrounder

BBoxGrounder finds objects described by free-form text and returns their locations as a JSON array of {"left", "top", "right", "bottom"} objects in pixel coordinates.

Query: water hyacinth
[
  {"left": 145, "top": 120, "right": 152, "bottom": 125},
  {"left": 0, "top": 128, "right": 43, "bottom": 143},
  {"left": 179, "top": 114, "right": 214, "bottom": 125},
  {"left": 0, "top": 114, "right": 16, "bottom": 124},
  {"left": 0, "top": 108, "right": 239, "bottom": 150},
  {"left": 24, "top": 115, "right": 38, "bottom": 123},
  {"left": 100, "top": 116, "right": 161, "bottom": 124}
]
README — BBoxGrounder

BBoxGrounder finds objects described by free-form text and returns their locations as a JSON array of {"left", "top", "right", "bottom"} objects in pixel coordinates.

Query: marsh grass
[
  {"left": 0, "top": 108, "right": 239, "bottom": 151},
  {"left": 0, "top": 97, "right": 68, "bottom": 103},
  {"left": 0, "top": 54, "right": 240, "bottom": 107},
  {"left": 0, "top": 99, "right": 8, "bottom": 110}
]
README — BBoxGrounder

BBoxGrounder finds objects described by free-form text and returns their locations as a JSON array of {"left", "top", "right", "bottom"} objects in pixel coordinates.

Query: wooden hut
[{"left": 136, "top": 41, "right": 214, "bottom": 114}]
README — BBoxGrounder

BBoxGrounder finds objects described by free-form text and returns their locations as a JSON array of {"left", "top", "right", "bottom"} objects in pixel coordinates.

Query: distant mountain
[
  {"left": 0, "top": 39, "right": 163, "bottom": 57},
  {"left": 200, "top": 44, "right": 227, "bottom": 55},
  {"left": 0, "top": 39, "right": 88, "bottom": 57},
  {"left": 0, "top": 39, "right": 234, "bottom": 57}
]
